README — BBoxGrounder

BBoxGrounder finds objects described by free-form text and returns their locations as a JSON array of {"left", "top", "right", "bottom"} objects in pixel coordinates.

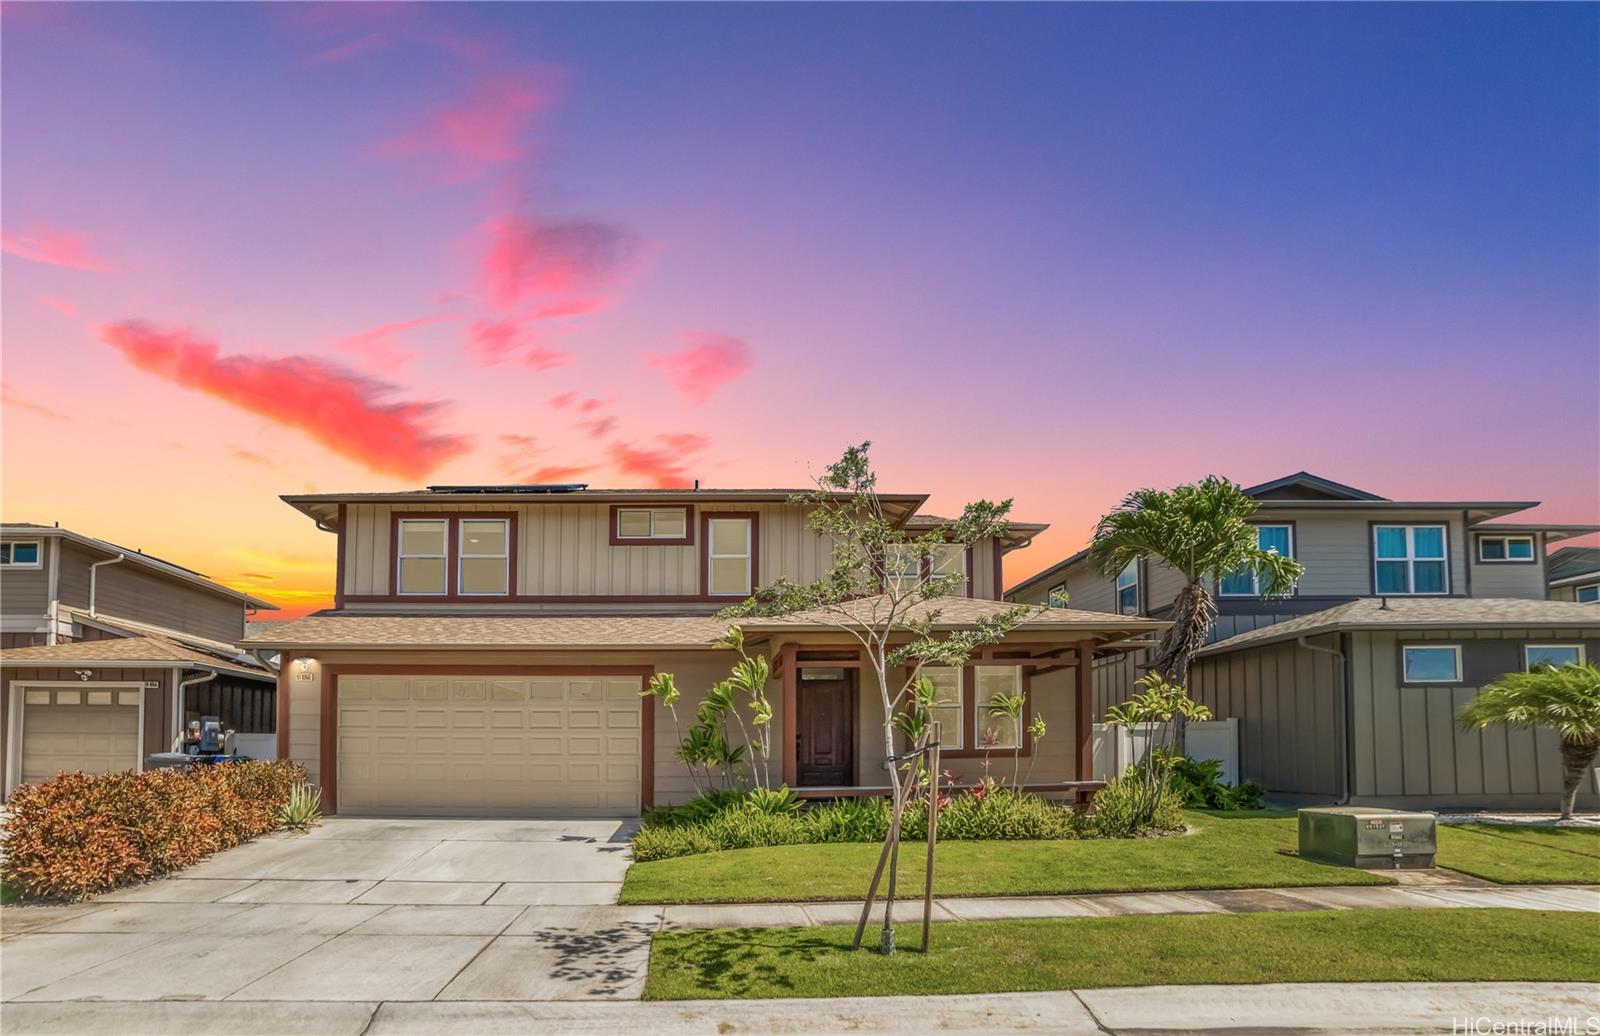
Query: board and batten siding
[
  {"left": 2, "top": 666, "right": 174, "bottom": 777},
  {"left": 1268, "top": 510, "right": 1468, "bottom": 598},
  {"left": 54, "top": 543, "right": 246, "bottom": 643},
  {"left": 1466, "top": 530, "right": 1548, "bottom": 600},
  {"left": 1, "top": 537, "right": 51, "bottom": 615}
]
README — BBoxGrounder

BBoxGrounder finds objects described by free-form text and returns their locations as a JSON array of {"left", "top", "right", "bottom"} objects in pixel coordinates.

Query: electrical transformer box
[{"left": 1298, "top": 807, "right": 1436, "bottom": 869}]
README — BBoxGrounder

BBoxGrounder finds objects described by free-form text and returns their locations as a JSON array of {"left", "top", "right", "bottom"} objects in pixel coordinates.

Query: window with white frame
[
  {"left": 458, "top": 518, "right": 510, "bottom": 595},
  {"left": 1047, "top": 584, "right": 1068, "bottom": 608},
  {"left": 1401, "top": 644, "right": 1461, "bottom": 683},
  {"left": 884, "top": 544, "right": 923, "bottom": 593},
  {"left": 706, "top": 517, "right": 753, "bottom": 596},
  {"left": 928, "top": 544, "right": 967, "bottom": 596},
  {"left": 616, "top": 507, "right": 688, "bottom": 541},
  {"left": 920, "top": 666, "right": 963, "bottom": 748},
  {"left": 1477, "top": 534, "right": 1535, "bottom": 563},
  {"left": 396, "top": 519, "right": 448, "bottom": 595},
  {"left": 1219, "top": 525, "right": 1294, "bottom": 596},
  {"left": 974, "top": 666, "right": 1023, "bottom": 748},
  {"left": 1374, "top": 525, "right": 1449, "bottom": 595},
  {"left": 0, "top": 541, "right": 42, "bottom": 567},
  {"left": 1573, "top": 583, "right": 1598, "bottom": 604},
  {"left": 1525, "top": 644, "right": 1584, "bottom": 670},
  {"left": 1116, "top": 561, "right": 1140, "bottom": 615}
]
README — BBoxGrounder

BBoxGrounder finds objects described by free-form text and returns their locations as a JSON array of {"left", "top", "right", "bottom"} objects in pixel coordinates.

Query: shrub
[
  {"left": 1161, "top": 751, "right": 1267, "bottom": 810},
  {"left": 1, "top": 760, "right": 307, "bottom": 901},
  {"left": 743, "top": 785, "right": 803, "bottom": 815},
  {"left": 1091, "top": 772, "right": 1186, "bottom": 838},
  {"left": 279, "top": 783, "right": 323, "bottom": 831}
]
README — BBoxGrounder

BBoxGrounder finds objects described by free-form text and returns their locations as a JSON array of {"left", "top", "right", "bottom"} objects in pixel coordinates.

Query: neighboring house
[
  {"left": 1547, "top": 546, "right": 1600, "bottom": 603},
  {"left": 242, "top": 485, "right": 1164, "bottom": 818},
  {"left": 1005, "top": 473, "right": 1600, "bottom": 810},
  {"left": 1, "top": 524, "right": 279, "bottom": 794}
]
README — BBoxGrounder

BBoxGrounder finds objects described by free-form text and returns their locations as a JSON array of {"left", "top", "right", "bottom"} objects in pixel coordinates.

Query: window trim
[
  {"left": 609, "top": 505, "right": 694, "bottom": 546},
  {"left": 1047, "top": 584, "right": 1068, "bottom": 608},
  {"left": 396, "top": 518, "right": 450, "bottom": 597},
  {"left": 1575, "top": 583, "right": 1600, "bottom": 604},
  {"left": 1218, "top": 523, "right": 1297, "bottom": 598},
  {"left": 928, "top": 543, "right": 970, "bottom": 597},
  {"left": 1524, "top": 644, "right": 1585, "bottom": 670},
  {"left": 457, "top": 517, "right": 511, "bottom": 597},
  {"left": 0, "top": 540, "right": 43, "bottom": 569},
  {"left": 919, "top": 665, "right": 964, "bottom": 750},
  {"left": 1371, "top": 523, "right": 1451, "bottom": 596},
  {"left": 1400, "top": 644, "right": 1462, "bottom": 684},
  {"left": 1476, "top": 533, "right": 1536, "bottom": 565},
  {"left": 701, "top": 511, "right": 759, "bottom": 598},
  {"left": 1115, "top": 560, "right": 1141, "bottom": 615},
  {"left": 904, "top": 659, "right": 1033, "bottom": 757},
  {"left": 973, "top": 664, "right": 1025, "bottom": 750},
  {"left": 390, "top": 511, "right": 518, "bottom": 600}
]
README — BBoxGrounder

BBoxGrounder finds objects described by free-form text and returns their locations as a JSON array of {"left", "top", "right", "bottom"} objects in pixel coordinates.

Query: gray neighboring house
[
  {"left": 1547, "top": 546, "right": 1600, "bottom": 603},
  {"left": 0, "top": 524, "right": 279, "bottom": 795},
  {"left": 1006, "top": 473, "right": 1600, "bottom": 810}
]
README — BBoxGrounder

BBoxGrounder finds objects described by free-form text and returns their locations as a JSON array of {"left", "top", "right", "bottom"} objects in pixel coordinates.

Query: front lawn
[
  {"left": 1436, "top": 823, "right": 1600, "bottom": 884},
  {"left": 644, "top": 908, "right": 1600, "bottom": 1000},
  {"left": 621, "top": 810, "right": 1390, "bottom": 904}
]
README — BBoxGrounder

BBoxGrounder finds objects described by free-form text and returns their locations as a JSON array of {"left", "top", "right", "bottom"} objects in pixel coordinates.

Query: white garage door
[
  {"left": 337, "top": 675, "right": 642, "bottom": 817},
  {"left": 21, "top": 687, "right": 142, "bottom": 786}
]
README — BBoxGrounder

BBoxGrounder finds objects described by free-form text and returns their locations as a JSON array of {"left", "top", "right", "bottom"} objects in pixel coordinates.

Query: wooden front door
[{"left": 797, "top": 672, "right": 856, "bottom": 787}]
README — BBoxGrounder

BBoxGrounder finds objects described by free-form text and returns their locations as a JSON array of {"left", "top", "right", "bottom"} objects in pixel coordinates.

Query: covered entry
[
  {"left": 14, "top": 684, "right": 143, "bottom": 788},
  {"left": 334, "top": 672, "right": 644, "bottom": 817}
]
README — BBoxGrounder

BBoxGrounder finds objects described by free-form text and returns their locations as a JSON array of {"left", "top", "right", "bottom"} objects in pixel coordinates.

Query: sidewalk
[
  {"left": 2, "top": 982, "right": 1594, "bottom": 1034},
  {"left": 655, "top": 882, "right": 1600, "bottom": 929}
]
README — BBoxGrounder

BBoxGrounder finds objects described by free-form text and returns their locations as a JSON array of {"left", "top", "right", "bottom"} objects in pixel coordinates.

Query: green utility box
[{"left": 1298, "top": 807, "right": 1436, "bottom": 869}]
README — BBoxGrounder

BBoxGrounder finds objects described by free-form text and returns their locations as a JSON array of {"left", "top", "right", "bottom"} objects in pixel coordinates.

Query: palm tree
[
  {"left": 1088, "top": 476, "right": 1304, "bottom": 751},
  {"left": 1459, "top": 662, "right": 1600, "bottom": 819}
]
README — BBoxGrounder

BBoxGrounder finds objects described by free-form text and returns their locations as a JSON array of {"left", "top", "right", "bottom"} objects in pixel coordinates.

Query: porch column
[
  {"left": 1075, "top": 641, "right": 1093, "bottom": 781},
  {"left": 276, "top": 652, "right": 294, "bottom": 760},
  {"left": 780, "top": 643, "right": 798, "bottom": 787}
]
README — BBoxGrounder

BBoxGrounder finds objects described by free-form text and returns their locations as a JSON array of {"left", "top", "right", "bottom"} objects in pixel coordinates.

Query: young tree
[
  {"left": 1088, "top": 476, "right": 1302, "bottom": 752},
  {"left": 1459, "top": 662, "right": 1600, "bottom": 819},
  {"left": 725, "top": 442, "right": 1032, "bottom": 953}
]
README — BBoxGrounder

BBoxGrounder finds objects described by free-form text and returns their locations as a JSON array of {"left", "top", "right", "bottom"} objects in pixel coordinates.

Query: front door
[{"left": 797, "top": 671, "right": 856, "bottom": 787}]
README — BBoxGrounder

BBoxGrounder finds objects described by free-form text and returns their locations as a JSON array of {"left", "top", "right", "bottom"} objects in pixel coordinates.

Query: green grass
[
  {"left": 1437, "top": 823, "right": 1600, "bottom": 884},
  {"left": 0, "top": 881, "right": 19, "bottom": 906},
  {"left": 644, "top": 908, "right": 1600, "bottom": 1000},
  {"left": 620, "top": 811, "right": 1392, "bottom": 904}
]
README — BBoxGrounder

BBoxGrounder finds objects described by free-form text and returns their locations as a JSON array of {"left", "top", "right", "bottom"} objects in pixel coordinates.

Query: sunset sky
[{"left": 3, "top": 2, "right": 1596, "bottom": 619}]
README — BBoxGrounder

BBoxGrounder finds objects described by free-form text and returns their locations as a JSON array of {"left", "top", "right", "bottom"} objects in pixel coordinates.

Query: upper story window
[
  {"left": 1401, "top": 644, "right": 1460, "bottom": 683},
  {"left": 884, "top": 544, "right": 923, "bottom": 593},
  {"left": 1477, "top": 534, "right": 1534, "bottom": 563},
  {"left": 614, "top": 507, "right": 690, "bottom": 543},
  {"left": 1047, "top": 584, "right": 1068, "bottom": 608},
  {"left": 1374, "top": 525, "right": 1448, "bottom": 595},
  {"left": 1525, "top": 644, "right": 1584, "bottom": 670},
  {"left": 1577, "top": 584, "right": 1599, "bottom": 604},
  {"left": 0, "top": 541, "right": 42, "bottom": 568},
  {"left": 459, "top": 518, "right": 510, "bottom": 595},
  {"left": 397, "top": 519, "right": 448, "bottom": 595},
  {"left": 1116, "top": 561, "right": 1140, "bottom": 615},
  {"left": 1219, "top": 525, "right": 1294, "bottom": 597},
  {"left": 706, "top": 516, "right": 753, "bottom": 597},
  {"left": 929, "top": 544, "right": 967, "bottom": 596}
]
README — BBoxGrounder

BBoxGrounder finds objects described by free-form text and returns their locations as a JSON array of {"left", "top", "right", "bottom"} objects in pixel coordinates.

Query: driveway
[{"left": 1, "top": 818, "right": 661, "bottom": 1006}]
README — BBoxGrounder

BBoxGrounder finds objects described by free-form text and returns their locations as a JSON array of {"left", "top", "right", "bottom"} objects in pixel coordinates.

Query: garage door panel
[
  {"left": 338, "top": 673, "right": 642, "bottom": 817},
  {"left": 21, "top": 694, "right": 141, "bottom": 786}
]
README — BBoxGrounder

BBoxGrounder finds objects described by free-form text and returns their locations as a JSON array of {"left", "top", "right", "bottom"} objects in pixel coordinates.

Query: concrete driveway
[{"left": 2, "top": 817, "right": 661, "bottom": 1006}]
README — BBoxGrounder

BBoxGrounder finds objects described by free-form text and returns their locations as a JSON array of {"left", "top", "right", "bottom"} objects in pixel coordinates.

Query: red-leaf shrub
[{"left": 1, "top": 760, "right": 307, "bottom": 901}]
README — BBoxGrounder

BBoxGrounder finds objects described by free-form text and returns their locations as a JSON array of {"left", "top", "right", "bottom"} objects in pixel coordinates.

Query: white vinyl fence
[
  {"left": 1091, "top": 717, "right": 1238, "bottom": 784},
  {"left": 234, "top": 733, "right": 278, "bottom": 760}
]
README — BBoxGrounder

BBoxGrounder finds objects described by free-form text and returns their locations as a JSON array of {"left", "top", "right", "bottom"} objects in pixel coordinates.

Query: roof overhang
[{"left": 1469, "top": 523, "right": 1600, "bottom": 545}]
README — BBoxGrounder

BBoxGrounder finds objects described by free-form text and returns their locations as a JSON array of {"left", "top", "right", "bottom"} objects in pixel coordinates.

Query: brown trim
[
  {"left": 389, "top": 511, "right": 519, "bottom": 600},
  {"left": 899, "top": 659, "right": 1037, "bottom": 759},
  {"left": 319, "top": 663, "right": 655, "bottom": 816},
  {"left": 276, "top": 652, "right": 294, "bottom": 760},
  {"left": 1075, "top": 641, "right": 1093, "bottom": 780},
  {"left": 700, "top": 510, "right": 761, "bottom": 599},
  {"left": 794, "top": 667, "right": 859, "bottom": 788},
  {"left": 1216, "top": 520, "right": 1300, "bottom": 600},
  {"left": 1473, "top": 532, "right": 1538, "bottom": 565},
  {"left": 608, "top": 504, "right": 694, "bottom": 547},
  {"left": 333, "top": 504, "right": 347, "bottom": 608},
  {"left": 781, "top": 642, "right": 798, "bottom": 787},
  {"left": 1367, "top": 519, "right": 1454, "bottom": 596},
  {"left": 342, "top": 593, "right": 722, "bottom": 605},
  {"left": 991, "top": 542, "right": 1003, "bottom": 601}
]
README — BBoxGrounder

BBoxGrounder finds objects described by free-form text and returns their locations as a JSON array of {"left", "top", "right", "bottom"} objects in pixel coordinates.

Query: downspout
[
  {"left": 46, "top": 537, "right": 61, "bottom": 645},
  {"left": 89, "top": 553, "right": 127, "bottom": 618},
  {"left": 1297, "top": 635, "right": 1354, "bottom": 805},
  {"left": 175, "top": 669, "right": 218, "bottom": 745}
]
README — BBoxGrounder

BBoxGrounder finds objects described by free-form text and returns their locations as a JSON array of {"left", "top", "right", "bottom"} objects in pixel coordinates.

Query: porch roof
[
  {"left": 0, "top": 635, "right": 273, "bottom": 681},
  {"left": 736, "top": 595, "right": 1166, "bottom": 641}
]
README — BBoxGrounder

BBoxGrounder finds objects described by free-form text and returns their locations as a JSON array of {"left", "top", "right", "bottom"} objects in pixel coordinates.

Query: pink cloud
[
  {"left": 37, "top": 295, "right": 77, "bottom": 317},
  {"left": 531, "top": 297, "right": 611, "bottom": 320},
  {"left": 548, "top": 393, "right": 610, "bottom": 413},
  {"left": 101, "top": 321, "right": 469, "bottom": 479},
  {"left": 2, "top": 225, "right": 112, "bottom": 272},
  {"left": 548, "top": 392, "right": 577, "bottom": 409},
  {"left": 334, "top": 314, "right": 459, "bottom": 367},
  {"left": 230, "top": 447, "right": 277, "bottom": 469},
  {"left": 608, "top": 434, "right": 710, "bottom": 488},
  {"left": 644, "top": 332, "right": 752, "bottom": 405},
  {"left": 375, "top": 68, "right": 560, "bottom": 183},
  {"left": 480, "top": 214, "right": 634, "bottom": 308},
  {"left": 529, "top": 464, "right": 589, "bottom": 484},
  {"left": 1, "top": 382, "right": 70, "bottom": 421},
  {"left": 466, "top": 318, "right": 571, "bottom": 370},
  {"left": 524, "top": 346, "right": 569, "bottom": 372},
  {"left": 499, "top": 433, "right": 539, "bottom": 450},
  {"left": 580, "top": 415, "right": 617, "bottom": 439}
]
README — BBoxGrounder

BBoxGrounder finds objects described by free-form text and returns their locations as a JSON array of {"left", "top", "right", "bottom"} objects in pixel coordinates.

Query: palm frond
[{"left": 1459, "top": 663, "right": 1600, "bottom": 742}]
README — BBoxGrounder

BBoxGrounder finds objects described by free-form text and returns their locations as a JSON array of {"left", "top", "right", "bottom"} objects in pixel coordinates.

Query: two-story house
[
  {"left": 0, "top": 524, "right": 279, "bottom": 795},
  {"left": 1006, "top": 473, "right": 1600, "bottom": 810},
  {"left": 242, "top": 485, "right": 1165, "bottom": 817},
  {"left": 1547, "top": 546, "right": 1600, "bottom": 603}
]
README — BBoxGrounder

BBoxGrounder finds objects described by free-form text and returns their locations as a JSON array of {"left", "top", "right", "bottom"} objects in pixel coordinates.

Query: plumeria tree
[
  {"left": 1459, "top": 662, "right": 1600, "bottom": 819},
  {"left": 725, "top": 442, "right": 1033, "bottom": 952}
]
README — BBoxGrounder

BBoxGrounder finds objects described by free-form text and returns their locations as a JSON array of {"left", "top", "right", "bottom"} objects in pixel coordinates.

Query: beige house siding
[
  {"left": 3, "top": 665, "right": 175, "bottom": 787},
  {"left": 55, "top": 543, "right": 245, "bottom": 644},
  {"left": 1, "top": 537, "right": 51, "bottom": 614},
  {"left": 1270, "top": 510, "right": 1468, "bottom": 598},
  {"left": 1547, "top": 585, "right": 1595, "bottom": 603},
  {"left": 1467, "top": 530, "right": 1548, "bottom": 600}
]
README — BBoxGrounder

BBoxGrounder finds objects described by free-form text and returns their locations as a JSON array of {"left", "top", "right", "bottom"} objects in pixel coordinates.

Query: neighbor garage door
[
  {"left": 336, "top": 674, "right": 642, "bottom": 817},
  {"left": 21, "top": 687, "right": 142, "bottom": 786}
]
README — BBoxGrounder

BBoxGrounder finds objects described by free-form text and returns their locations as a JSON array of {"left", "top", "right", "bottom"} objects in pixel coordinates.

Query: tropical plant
[
  {"left": 1102, "top": 673, "right": 1211, "bottom": 831},
  {"left": 1157, "top": 750, "right": 1265, "bottom": 810},
  {"left": 986, "top": 691, "right": 1026, "bottom": 790},
  {"left": 1088, "top": 476, "right": 1303, "bottom": 751},
  {"left": 644, "top": 627, "right": 779, "bottom": 793},
  {"left": 1459, "top": 662, "right": 1600, "bottom": 819},
  {"left": 278, "top": 782, "right": 323, "bottom": 831},
  {"left": 743, "top": 785, "right": 803, "bottom": 815}
]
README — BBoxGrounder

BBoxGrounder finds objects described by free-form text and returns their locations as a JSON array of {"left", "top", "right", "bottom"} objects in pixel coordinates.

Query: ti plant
[
  {"left": 643, "top": 626, "right": 779, "bottom": 793},
  {"left": 1103, "top": 673, "right": 1211, "bottom": 830},
  {"left": 986, "top": 690, "right": 1027, "bottom": 790}
]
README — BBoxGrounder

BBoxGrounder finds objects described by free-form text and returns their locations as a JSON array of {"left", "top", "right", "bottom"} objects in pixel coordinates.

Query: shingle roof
[
  {"left": 736, "top": 594, "right": 1166, "bottom": 635},
  {"left": 0, "top": 635, "right": 273, "bottom": 679},
  {"left": 1549, "top": 547, "right": 1600, "bottom": 585},
  {"left": 1199, "top": 597, "right": 1600, "bottom": 657}
]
